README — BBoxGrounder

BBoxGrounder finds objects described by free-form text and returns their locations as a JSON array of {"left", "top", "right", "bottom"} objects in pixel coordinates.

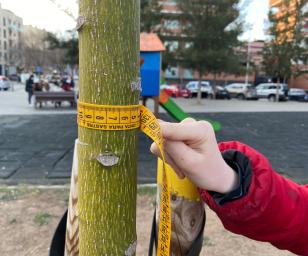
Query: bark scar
[
  {"left": 96, "top": 151, "right": 119, "bottom": 166},
  {"left": 124, "top": 240, "right": 137, "bottom": 256},
  {"left": 76, "top": 15, "right": 86, "bottom": 31}
]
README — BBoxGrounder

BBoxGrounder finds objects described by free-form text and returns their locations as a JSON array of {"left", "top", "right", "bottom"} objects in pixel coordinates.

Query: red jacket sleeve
[{"left": 199, "top": 141, "right": 308, "bottom": 256}]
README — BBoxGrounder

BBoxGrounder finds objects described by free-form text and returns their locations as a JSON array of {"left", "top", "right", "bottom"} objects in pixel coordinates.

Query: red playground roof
[{"left": 140, "top": 33, "right": 165, "bottom": 52}]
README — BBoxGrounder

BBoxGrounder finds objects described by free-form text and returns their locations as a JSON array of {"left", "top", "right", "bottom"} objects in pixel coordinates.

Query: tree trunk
[
  {"left": 276, "top": 78, "right": 280, "bottom": 102},
  {"left": 197, "top": 72, "right": 202, "bottom": 105},
  {"left": 212, "top": 73, "right": 217, "bottom": 100},
  {"left": 65, "top": 140, "right": 79, "bottom": 256},
  {"left": 77, "top": 1, "right": 140, "bottom": 255}
]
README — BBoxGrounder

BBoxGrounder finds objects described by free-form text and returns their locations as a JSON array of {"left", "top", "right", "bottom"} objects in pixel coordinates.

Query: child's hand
[{"left": 150, "top": 118, "right": 238, "bottom": 194}]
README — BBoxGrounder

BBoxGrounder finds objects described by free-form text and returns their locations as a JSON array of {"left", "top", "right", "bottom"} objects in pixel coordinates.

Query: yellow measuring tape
[{"left": 78, "top": 101, "right": 171, "bottom": 256}]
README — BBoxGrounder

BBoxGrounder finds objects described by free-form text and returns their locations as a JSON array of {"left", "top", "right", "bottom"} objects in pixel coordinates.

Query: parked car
[
  {"left": 185, "top": 81, "right": 214, "bottom": 98},
  {"left": 256, "top": 83, "right": 288, "bottom": 101},
  {"left": 161, "top": 84, "right": 192, "bottom": 98},
  {"left": 225, "top": 83, "right": 258, "bottom": 100},
  {"left": 161, "top": 84, "right": 181, "bottom": 97},
  {"left": 8, "top": 74, "right": 21, "bottom": 82},
  {"left": 0, "top": 76, "right": 11, "bottom": 90},
  {"left": 179, "top": 87, "right": 192, "bottom": 98},
  {"left": 288, "top": 88, "right": 307, "bottom": 101},
  {"left": 215, "top": 86, "right": 231, "bottom": 99}
]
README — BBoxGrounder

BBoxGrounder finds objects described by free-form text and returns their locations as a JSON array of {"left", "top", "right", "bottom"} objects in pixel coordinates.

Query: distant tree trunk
[
  {"left": 197, "top": 71, "right": 202, "bottom": 104},
  {"left": 276, "top": 77, "right": 280, "bottom": 102},
  {"left": 77, "top": 1, "right": 140, "bottom": 255},
  {"left": 212, "top": 73, "right": 217, "bottom": 100}
]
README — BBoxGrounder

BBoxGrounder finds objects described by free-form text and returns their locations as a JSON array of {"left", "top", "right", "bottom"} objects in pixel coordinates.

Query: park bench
[{"left": 33, "top": 91, "right": 77, "bottom": 108}]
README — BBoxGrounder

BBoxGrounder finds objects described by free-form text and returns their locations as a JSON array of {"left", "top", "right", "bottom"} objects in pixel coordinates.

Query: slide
[{"left": 159, "top": 91, "right": 221, "bottom": 132}]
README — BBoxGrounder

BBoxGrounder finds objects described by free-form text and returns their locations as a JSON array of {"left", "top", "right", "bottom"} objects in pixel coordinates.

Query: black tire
[
  {"left": 268, "top": 94, "right": 276, "bottom": 102},
  {"left": 237, "top": 94, "right": 245, "bottom": 100},
  {"left": 201, "top": 92, "right": 207, "bottom": 98}
]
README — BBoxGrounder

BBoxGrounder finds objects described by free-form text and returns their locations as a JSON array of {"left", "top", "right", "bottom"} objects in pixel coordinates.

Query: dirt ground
[{"left": 0, "top": 186, "right": 294, "bottom": 256}]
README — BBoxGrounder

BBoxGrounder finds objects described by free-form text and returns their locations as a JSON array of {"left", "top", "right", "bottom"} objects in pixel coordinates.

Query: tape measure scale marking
[
  {"left": 77, "top": 101, "right": 171, "bottom": 256},
  {"left": 78, "top": 101, "right": 141, "bottom": 131}
]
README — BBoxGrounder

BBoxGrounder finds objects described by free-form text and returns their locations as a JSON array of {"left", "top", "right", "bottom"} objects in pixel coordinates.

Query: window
[
  {"left": 9, "top": 29, "right": 12, "bottom": 37},
  {"left": 164, "top": 41, "right": 178, "bottom": 52},
  {"left": 9, "top": 40, "right": 12, "bottom": 48},
  {"left": 185, "top": 42, "right": 193, "bottom": 49},
  {"left": 165, "top": 66, "right": 179, "bottom": 78},
  {"left": 164, "top": 20, "right": 180, "bottom": 30},
  {"left": 163, "top": 1, "right": 177, "bottom": 6},
  {"left": 4, "top": 41, "right": 7, "bottom": 50},
  {"left": 183, "top": 69, "right": 193, "bottom": 79},
  {"left": 3, "top": 18, "right": 6, "bottom": 26},
  {"left": 3, "top": 30, "right": 6, "bottom": 38}
]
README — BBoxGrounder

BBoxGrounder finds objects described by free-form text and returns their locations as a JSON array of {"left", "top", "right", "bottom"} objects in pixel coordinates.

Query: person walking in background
[{"left": 25, "top": 74, "right": 34, "bottom": 104}]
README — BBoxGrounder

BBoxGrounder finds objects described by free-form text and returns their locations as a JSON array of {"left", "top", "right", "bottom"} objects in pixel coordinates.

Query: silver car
[
  {"left": 185, "top": 81, "right": 214, "bottom": 98},
  {"left": 0, "top": 76, "right": 11, "bottom": 90},
  {"left": 225, "top": 83, "right": 258, "bottom": 100}
]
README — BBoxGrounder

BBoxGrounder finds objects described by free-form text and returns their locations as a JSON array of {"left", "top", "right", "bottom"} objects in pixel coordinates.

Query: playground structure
[
  {"left": 140, "top": 33, "right": 164, "bottom": 117},
  {"left": 140, "top": 33, "right": 221, "bottom": 132}
]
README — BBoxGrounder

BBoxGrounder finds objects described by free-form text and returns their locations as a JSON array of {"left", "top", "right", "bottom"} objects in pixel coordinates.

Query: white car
[
  {"left": 225, "top": 83, "right": 258, "bottom": 100},
  {"left": 0, "top": 76, "right": 11, "bottom": 90},
  {"left": 256, "top": 83, "right": 288, "bottom": 101},
  {"left": 185, "top": 81, "right": 213, "bottom": 98}
]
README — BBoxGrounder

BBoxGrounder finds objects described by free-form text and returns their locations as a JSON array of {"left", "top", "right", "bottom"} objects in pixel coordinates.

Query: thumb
[{"left": 159, "top": 120, "right": 214, "bottom": 144}]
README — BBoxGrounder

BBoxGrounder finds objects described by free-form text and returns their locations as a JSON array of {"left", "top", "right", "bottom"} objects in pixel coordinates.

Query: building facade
[
  {"left": 158, "top": 0, "right": 260, "bottom": 85},
  {"left": 0, "top": 3, "right": 23, "bottom": 76},
  {"left": 269, "top": 0, "right": 308, "bottom": 89}
]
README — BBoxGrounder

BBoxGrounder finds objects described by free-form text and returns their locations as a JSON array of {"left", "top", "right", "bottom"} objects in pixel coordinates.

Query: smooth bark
[{"left": 77, "top": 1, "right": 140, "bottom": 255}]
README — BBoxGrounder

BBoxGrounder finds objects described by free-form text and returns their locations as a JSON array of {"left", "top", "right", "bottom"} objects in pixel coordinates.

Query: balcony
[{"left": 270, "top": 0, "right": 282, "bottom": 7}]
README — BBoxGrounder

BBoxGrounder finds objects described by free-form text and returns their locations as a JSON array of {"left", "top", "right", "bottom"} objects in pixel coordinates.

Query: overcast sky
[{"left": 0, "top": 0, "right": 269, "bottom": 40}]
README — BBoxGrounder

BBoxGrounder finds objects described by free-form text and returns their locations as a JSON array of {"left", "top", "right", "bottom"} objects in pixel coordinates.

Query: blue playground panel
[{"left": 140, "top": 52, "right": 161, "bottom": 97}]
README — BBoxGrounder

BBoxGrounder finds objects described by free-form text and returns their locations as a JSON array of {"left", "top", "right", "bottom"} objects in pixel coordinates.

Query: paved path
[
  {"left": 0, "top": 112, "right": 307, "bottom": 185},
  {"left": 1, "top": 83, "right": 308, "bottom": 115}
]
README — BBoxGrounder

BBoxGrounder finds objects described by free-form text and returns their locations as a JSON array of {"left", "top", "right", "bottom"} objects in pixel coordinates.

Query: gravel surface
[{"left": 0, "top": 186, "right": 295, "bottom": 256}]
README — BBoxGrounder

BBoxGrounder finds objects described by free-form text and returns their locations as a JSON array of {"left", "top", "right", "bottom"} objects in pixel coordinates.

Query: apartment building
[
  {"left": 159, "top": 0, "right": 259, "bottom": 84},
  {"left": 0, "top": 3, "right": 23, "bottom": 76},
  {"left": 269, "top": 0, "right": 308, "bottom": 89}
]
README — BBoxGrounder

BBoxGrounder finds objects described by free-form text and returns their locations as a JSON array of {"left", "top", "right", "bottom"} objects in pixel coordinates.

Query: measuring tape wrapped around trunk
[
  {"left": 77, "top": 101, "right": 205, "bottom": 256},
  {"left": 78, "top": 101, "right": 172, "bottom": 255}
]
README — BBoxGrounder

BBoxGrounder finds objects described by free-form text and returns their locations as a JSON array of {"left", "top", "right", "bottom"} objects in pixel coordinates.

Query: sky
[{"left": 0, "top": 0, "right": 269, "bottom": 40}]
